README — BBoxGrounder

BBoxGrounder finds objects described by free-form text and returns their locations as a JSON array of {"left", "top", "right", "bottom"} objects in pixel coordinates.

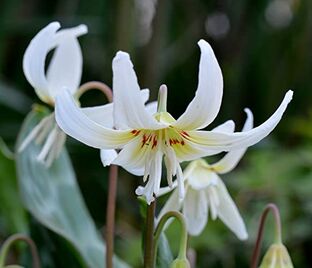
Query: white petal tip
[
  {"left": 286, "top": 90, "right": 293, "bottom": 101},
  {"left": 135, "top": 186, "right": 144, "bottom": 195},
  {"left": 243, "top": 108, "right": 251, "bottom": 114},
  {"left": 114, "top": 51, "right": 130, "bottom": 61},
  {"left": 238, "top": 232, "right": 248, "bottom": 241},
  {"left": 243, "top": 108, "right": 253, "bottom": 121},
  {"left": 76, "top": 24, "right": 88, "bottom": 35},
  {"left": 197, "top": 39, "right": 213, "bottom": 51},
  {"left": 49, "top": 21, "right": 61, "bottom": 29}
]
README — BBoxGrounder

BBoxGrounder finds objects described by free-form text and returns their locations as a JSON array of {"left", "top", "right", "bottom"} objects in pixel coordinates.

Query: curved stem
[
  {"left": 144, "top": 200, "right": 156, "bottom": 268},
  {"left": 0, "top": 234, "right": 41, "bottom": 268},
  {"left": 76, "top": 81, "right": 113, "bottom": 102},
  {"left": 250, "top": 203, "right": 282, "bottom": 268},
  {"left": 153, "top": 211, "right": 188, "bottom": 264}
]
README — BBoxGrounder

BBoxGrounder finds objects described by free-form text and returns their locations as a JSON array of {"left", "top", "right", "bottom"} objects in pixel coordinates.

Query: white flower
[
  {"left": 55, "top": 39, "right": 293, "bottom": 204},
  {"left": 18, "top": 22, "right": 87, "bottom": 166},
  {"left": 157, "top": 109, "right": 253, "bottom": 239}
]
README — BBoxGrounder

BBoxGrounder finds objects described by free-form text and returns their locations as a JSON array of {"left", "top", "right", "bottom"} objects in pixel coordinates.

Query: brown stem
[
  {"left": 0, "top": 234, "right": 41, "bottom": 268},
  {"left": 76, "top": 81, "right": 113, "bottom": 102},
  {"left": 250, "top": 203, "right": 282, "bottom": 268},
  {"left": 105, "top": 165, "right": 118, "bottom": 268},
  {"left": 144, "top": 200, "right": 156, "bottom": 268}
]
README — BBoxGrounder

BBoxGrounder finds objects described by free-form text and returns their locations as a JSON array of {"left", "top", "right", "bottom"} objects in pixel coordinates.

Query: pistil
[{"left": 157, "top": 84, "right": 168, "bottom": 113}]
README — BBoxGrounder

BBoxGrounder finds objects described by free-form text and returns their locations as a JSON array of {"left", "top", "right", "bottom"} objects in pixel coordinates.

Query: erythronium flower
[
  {"left": 18, "top": 22, "right": 87, "bottom": 166},
  {"left": 55, "top": 39, "right": 293, "bottom": 204},
  {"left": 157, "top": 109, "right": 253, "bottom": 239}
]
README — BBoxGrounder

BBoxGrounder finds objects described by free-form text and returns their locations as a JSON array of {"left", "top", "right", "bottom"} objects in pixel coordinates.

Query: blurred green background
[{"left": 0, "top": 0, "right": 312, "bottom": 267}]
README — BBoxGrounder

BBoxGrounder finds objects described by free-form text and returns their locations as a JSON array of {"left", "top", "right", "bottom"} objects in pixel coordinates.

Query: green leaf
[
  {"left": 15, "top": 107, "right": 129, "bottom": 268},
  {"left": 0, "top": 138, "right": 28, "bottom": 234},
  {"left": 156, "top": 233, "right": 173, "bottom": 268}
]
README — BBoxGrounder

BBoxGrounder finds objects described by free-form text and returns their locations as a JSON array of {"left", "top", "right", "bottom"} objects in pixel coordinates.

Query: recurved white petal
[
  {"left": 216, "top": 178, "right": 248, "bottom": 240},
  {"left": 81, "top": 89, "right": 153, "bottom": 128},
  {"left": 23, "top": 22, "right": 60, "bottom": 104},
  {"left": 112, "top": 51, "right": 164, "bottom": 130},
  {"left": 100, "top": 149, "right": 118, "bottom": 166},
  {"left": 210, "top": 108, "right": 254, "bottom": 174},
  {"left": 187, "top": 91, "right": 293, "bottom": 152},
  {"left": 183, "top": 188, "right": 208, "bottom": 236},
  {"left": 47, "top": 24, "right": 87, "bottom": 98},
  {"left": 156, "top": 188, "right": 182, "bottom": 228},
  {"left": 82, "top": 103, "right": 114, "bottom": 128},
  {"left": 174, "top": 40, "right": 223, "bottom": 130},
  {"left": 55, "top": 90, "right": 134, "bottom": 149},
  {"left": 212, "top": 120, "right": 235, "bottom": 133}
]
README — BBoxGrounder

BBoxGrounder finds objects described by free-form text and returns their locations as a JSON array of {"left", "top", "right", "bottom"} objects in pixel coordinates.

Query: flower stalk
[
  {"left": 75, "top": 81, "right": 113, "bottom": 102},
  {"left": 153, "top": 211, "right": 189, "bottom": 267},
  {"left": 144, "top": 199, "right": 156, "bottom": 268},
  {"left": 251, "top": 203, "right": 283, "bottom": 268},
  {"left": 106, "top": 164, "right": 118, "bottom": 268},
  {"left": 0, "top": 234, "right": 41, "bottom": 268},
  {"left": 76, "top": 81, "right": 116, "bottom": 268}
]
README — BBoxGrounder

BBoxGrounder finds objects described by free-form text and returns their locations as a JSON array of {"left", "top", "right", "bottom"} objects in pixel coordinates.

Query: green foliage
[
  {"left": 0, "top": 138, "right": 28, "bottom": 235},
  {"left": 15, "top": 106, "right": 129, "bottom": 268},
  {"left": 156, "top": 233, "right": 174, "bottom": 268}
]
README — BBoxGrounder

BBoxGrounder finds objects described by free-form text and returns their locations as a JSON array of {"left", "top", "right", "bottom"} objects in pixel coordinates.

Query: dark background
[{"left": 0, "top": 0, "right": 311, "bottom": 267}]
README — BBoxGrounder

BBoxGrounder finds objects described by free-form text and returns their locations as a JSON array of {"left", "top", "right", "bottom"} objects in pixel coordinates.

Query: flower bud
[
  {"left": 170, "top": 257, "right": 191, "bottom": 268},
  {"left": 259, "top": 243, "right": 294, "bottom": 268}
]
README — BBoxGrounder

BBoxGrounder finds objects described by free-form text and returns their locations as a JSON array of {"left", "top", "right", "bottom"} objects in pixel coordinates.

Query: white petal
[
  {"left": 112, "top": 137, "right": 145, "bottom": 176},
  {"left": 183, "top": 188, "right": 208, "bottom": 236},
  {"left": 112, "top": 51, "right": 163, "bottom": 130},
  {"left": 100, "top": 149, "right": 118, "bottom": 166},
  {"left": 81, "top": 103, "right": 114, "bottom": 128},
  {"left": 216, "top": 178, "right": 248, "bottom": 240},
  {"left": 210, "top": 108, "right": 254, "bottom": 174},
  {"left": 135, "top": 177, "right": 156, "bottom": 205},
  {"left": 152, "top": 150, "right": 163, "bottom": 194},
  {"left": 145, "top": 101, "right": 158, "bottom": 116},
  {"left": 81, "top": 89, "right": 152, "bottom": 129},
  {"left": 156, "top": 188, "right": 182, "bottom": 228},
  {"left": 187, "top": 164, "right": 219, "bottom": 190},
  {"left": 211, "top": 120, "right": 235, "bottom": 133},
  {"left": 47, "top": 24, "right": 87, "bottom": 98},
  {"left": 174, "top": 40, "right": 223, "bottom": 130},
  {"left": 140, "top": 88, "right": 150, "bottom": 103},
  {"left": 23, "top": 22, "right": 60, "bottom": 104},
  {"left": 186, "top": 91, "right": 293, "bottom": 152},
  {"left": 55, "top": 90, "right": 134, "bottom": 149}
]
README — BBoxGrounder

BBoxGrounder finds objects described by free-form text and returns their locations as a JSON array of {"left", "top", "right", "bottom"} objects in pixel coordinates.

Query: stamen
[
  {"left": 18, "top": 114, "right": 54, "bottom": 152},
  {"left": 37, "top": 126, "right": 58, "bottom": 164},
  {"left": 157, "top": 84, "right": 168, "bottom": 113}
]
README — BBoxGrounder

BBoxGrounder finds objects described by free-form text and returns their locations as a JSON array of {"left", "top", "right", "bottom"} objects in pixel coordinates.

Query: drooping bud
[
  {"left": 170, "top": 257, "right": 191, "bottom": 268},
  {"left": 157, "top": 84, "right": 168, "bottom": 113},
  {"left": 259, "top": 243, "right": 294, "bottom": 268}
]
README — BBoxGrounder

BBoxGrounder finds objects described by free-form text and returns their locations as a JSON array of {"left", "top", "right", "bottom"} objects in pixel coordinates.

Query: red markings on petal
[{"left": 131, "top": 129, "right": 141, "bottom": 136}]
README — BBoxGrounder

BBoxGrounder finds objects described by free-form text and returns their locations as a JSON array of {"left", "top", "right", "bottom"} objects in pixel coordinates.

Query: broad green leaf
[
  {"left": 0, "top": 138, "right": 28, "bottom": 234},
  {"left": 15, "top": 107, "right": 129, "bottom": 268}
]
